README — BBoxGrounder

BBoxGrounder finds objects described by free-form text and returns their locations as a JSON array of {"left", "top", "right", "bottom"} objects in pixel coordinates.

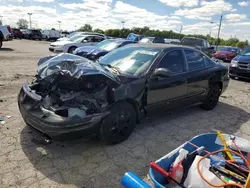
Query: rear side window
[{"left": 184, "top": 49, "right": 206, "bottom": 71}]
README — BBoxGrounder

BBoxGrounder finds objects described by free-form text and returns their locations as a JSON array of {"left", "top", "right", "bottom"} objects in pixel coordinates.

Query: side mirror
[
  {"left": 152, "top": 68, "right": 173, "bottom": 78},
  {"left": 82, "top": 40, "right": 88, "bottom": 43}
]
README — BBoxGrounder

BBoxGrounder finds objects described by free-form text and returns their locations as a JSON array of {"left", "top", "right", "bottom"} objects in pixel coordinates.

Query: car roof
[
  {"left": 125, "top": 43, "right": 196, "bottom": 50},
  {"left": 81, "top": 35, "right": 104, "bottom": 37},
  {"left": 182, "top": 37, "right": 205, "bottom": 40}
]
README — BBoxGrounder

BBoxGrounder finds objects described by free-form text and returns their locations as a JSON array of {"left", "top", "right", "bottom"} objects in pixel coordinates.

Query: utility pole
[
  {"left": 27, "top": 13, "right": 32, "bottom": 29},
  {"left": 58, "top": 21, "right": 61, "bottom": 31},
  {"left": 0, "top": 16, "right": 3, "bottom": 25},
  {"left": 121, "top": 21, "right": 125, "bottom": 29},
  {"left": 179, "top": 25, "right": 183, "bottom": 40},
  {"left": 216, "top": 15, "right": 223, "bottom": 49},
  {"left": 179, "top": 25, "right": 183, "bottom": 34}
]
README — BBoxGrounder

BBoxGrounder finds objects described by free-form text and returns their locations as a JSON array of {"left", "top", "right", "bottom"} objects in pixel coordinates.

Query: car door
[
  {"left": 184, "top": 49, "right": 212, "bottom": 99},
  {"left": 147, "top": 49, "right": 188, "bottom": 106}
]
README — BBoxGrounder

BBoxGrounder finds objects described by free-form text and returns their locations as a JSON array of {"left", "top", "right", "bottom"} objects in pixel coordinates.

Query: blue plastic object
[
  {"left": 121, "top": 172, "right": 151, "bottom": 188},
  {"left": 121, "top": 133, "right": 250, "bottom": 188}
]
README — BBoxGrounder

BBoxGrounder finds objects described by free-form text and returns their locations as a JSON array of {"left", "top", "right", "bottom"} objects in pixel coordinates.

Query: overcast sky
[{"left": 0, "top": 0, "right": 249, "bottom": 41}]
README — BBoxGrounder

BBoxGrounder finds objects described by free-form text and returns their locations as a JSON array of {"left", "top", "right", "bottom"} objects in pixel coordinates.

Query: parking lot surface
[{"left": 1, "top": 40, "right": 250, "bottom": 188}]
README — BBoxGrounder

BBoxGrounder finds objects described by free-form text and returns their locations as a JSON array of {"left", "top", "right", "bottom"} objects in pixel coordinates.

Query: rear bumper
[
  {"left": 229, "top": 67, "right": 250, "bottom": 79},
  {"left": 18, "top": 84, "right": 106, "bottom": 141}
]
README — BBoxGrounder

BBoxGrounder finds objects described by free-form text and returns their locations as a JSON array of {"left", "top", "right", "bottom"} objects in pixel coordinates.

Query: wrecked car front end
[{"left": 18, "top": 53, "right": 123, "bottom": 140}]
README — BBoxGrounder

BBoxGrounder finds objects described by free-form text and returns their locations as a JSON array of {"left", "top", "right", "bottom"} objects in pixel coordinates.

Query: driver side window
[
  {"left": 157, "top": 50, "right": 185, "bottom": 74},
  {"left": 84, "top": 36, "right": 94, "bottom": 42}
]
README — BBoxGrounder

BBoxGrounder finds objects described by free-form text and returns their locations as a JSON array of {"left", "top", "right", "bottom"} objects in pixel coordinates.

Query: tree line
[
  {"left": 78, "top": 24, "right": 249, "bottom": 49},
  {"left": 14, "top": 19, "right": 249, "bottom": 49}
]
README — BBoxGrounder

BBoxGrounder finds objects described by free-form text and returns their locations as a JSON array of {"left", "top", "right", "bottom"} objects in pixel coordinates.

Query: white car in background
[
  {"left": 57, "top": 32, "right": 105, "bottom": 41},
  {"left": 49, "top": 35, "right": 105, "bottom": 53},
  {"left": 0, "top": 25, "right": 12, "bottom": 48}
]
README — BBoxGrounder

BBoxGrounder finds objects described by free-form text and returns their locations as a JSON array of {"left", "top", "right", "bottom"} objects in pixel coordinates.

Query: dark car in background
[
  {"left": 23, "top": 29, "right": 43, "bottom": 40},
  {"left": 74, "top": 39, "right": 135, "bottom": 60},
  {"left": 212, "top": 46, "right": 240, "bottom": 62},
  {"left": 139, "top": 37, "right": 165, "bottom": 44},
  {"left": 11, "top": 28, "right": 23, "bottom": 39},
  {"left": 18, "top": 44, "right": 229, "bottom": 144},
  {"left": 180, "top": 37, "right": 214, "bottom": 57},
  {"left": 229, "top": 45, "right": 250, "bottom": 79}
]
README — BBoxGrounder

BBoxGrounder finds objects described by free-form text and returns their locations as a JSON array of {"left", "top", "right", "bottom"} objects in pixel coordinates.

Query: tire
[
  {"left": 68, "top": 46, "right": 77, "bottom": 53},
  {"left": 0, "top": 40, "right": 2, "bottom": 49},
  {"left": 201, "top": 84, "right": 221, "bottom": 110},
  {"left": 99, "top": 101, "right": 136, "bottom": 144}
]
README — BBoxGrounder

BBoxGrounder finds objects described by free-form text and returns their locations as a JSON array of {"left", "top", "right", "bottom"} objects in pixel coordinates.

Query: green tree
[
  {"left": 93, "top": 28, "right": 104, "bottom": 34},
  {"left": 16, "top": 19, "right": 28, "bottom": 29},
  {"left": 78, "top": 24, "right": 92, "bottom": 32},
  {"left": 236, "top": 41, "right": 247, "bottom": 49}
]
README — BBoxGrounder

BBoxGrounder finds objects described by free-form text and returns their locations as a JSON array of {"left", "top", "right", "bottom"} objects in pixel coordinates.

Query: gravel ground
[{"left": 0, "top": 40, "right": 250, "bottom": 188}]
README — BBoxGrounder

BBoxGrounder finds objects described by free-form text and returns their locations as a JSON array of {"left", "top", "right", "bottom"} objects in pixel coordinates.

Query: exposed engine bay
[{"left": 28, "top": 53, "right": 120, "bottom": 119}]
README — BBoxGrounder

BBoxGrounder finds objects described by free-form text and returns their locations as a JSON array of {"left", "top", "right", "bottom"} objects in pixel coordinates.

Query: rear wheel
[
  {"left": 0, "top": 40, "right": 2, "bottom": 49},
  {"left": 201, "top": 84, "right": 221, "bottom": 110},
  {"left": 68, "top": 46, "right": 77, "bottom": 53},
  {"left": 100, "top": 101, "right": 136, "bottom": 144}
]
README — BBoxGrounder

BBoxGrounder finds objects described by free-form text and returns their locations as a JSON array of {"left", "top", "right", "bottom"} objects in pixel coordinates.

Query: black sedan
[{"left": 18, "top": 44, "right": 229, "bottom": 144}]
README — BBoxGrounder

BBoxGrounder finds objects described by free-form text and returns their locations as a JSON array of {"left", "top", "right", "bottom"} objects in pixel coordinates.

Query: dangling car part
[{"left": 18, "top": 44, "right": 229, "bottom": 144}]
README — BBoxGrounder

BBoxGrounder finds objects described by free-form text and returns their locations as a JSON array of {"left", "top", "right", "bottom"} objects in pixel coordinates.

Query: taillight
[{"left": 7, "top": 26, "right": 11, "bottom": 33}]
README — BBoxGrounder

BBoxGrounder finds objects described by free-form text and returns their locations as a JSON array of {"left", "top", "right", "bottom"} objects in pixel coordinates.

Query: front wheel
[
  {"left": 0, "top": 40, "right": 2, "bottom": 48},
  {"left": 201, "top": 84, "right": 221, "bottom": 110},
  {"left": 68, "top": 46, "right": 77, "bottom": 53},
  {"left": 99, "top": 101, "right": 136, "bottom": 144}
]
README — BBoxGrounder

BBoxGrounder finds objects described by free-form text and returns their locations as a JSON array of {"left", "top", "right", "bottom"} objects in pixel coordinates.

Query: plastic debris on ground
[
  {"left": 36, "top": 147, "right": 48, "bottom": 156},
  {"left": 121, "top": 132, "right": 250, "bottom": 188}
]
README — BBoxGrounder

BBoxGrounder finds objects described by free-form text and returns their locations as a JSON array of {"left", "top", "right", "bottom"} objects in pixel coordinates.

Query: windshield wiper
[
  {"left": 106, "top": 64, "right": 121, "bottom": 74},
  {"left": 98, "top": 62, "right": 121, "bottom": 74}
]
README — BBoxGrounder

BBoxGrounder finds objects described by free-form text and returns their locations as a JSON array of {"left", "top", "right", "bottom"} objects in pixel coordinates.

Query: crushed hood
[{"left": 37, "top": 53, "right": 120, "bottom": 84}]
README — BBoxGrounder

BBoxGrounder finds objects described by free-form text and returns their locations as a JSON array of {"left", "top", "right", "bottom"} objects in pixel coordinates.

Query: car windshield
[
  {"left": 32, "top": 30, "right": 41, "bottom": 34},
  {"left": 69, "top": 35, "right": 84, "bottom": 42},
  {"left": 95, "top": 40, "right": 120, "bottom": 51},
  {"left": 67, "top": 32, "right": 76, "bottom": 38},
  {"left": 99, "top": 46, "right": 161, "bottom": 76},
  {"left": 240, "top": 45, "right": 250, "bottom": 56},
  {"left": 139, "top": 38, "right": 154, "bottom": 43},
  {"left": 73, "top": 37, "right": 85, "bottom": 43}
]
